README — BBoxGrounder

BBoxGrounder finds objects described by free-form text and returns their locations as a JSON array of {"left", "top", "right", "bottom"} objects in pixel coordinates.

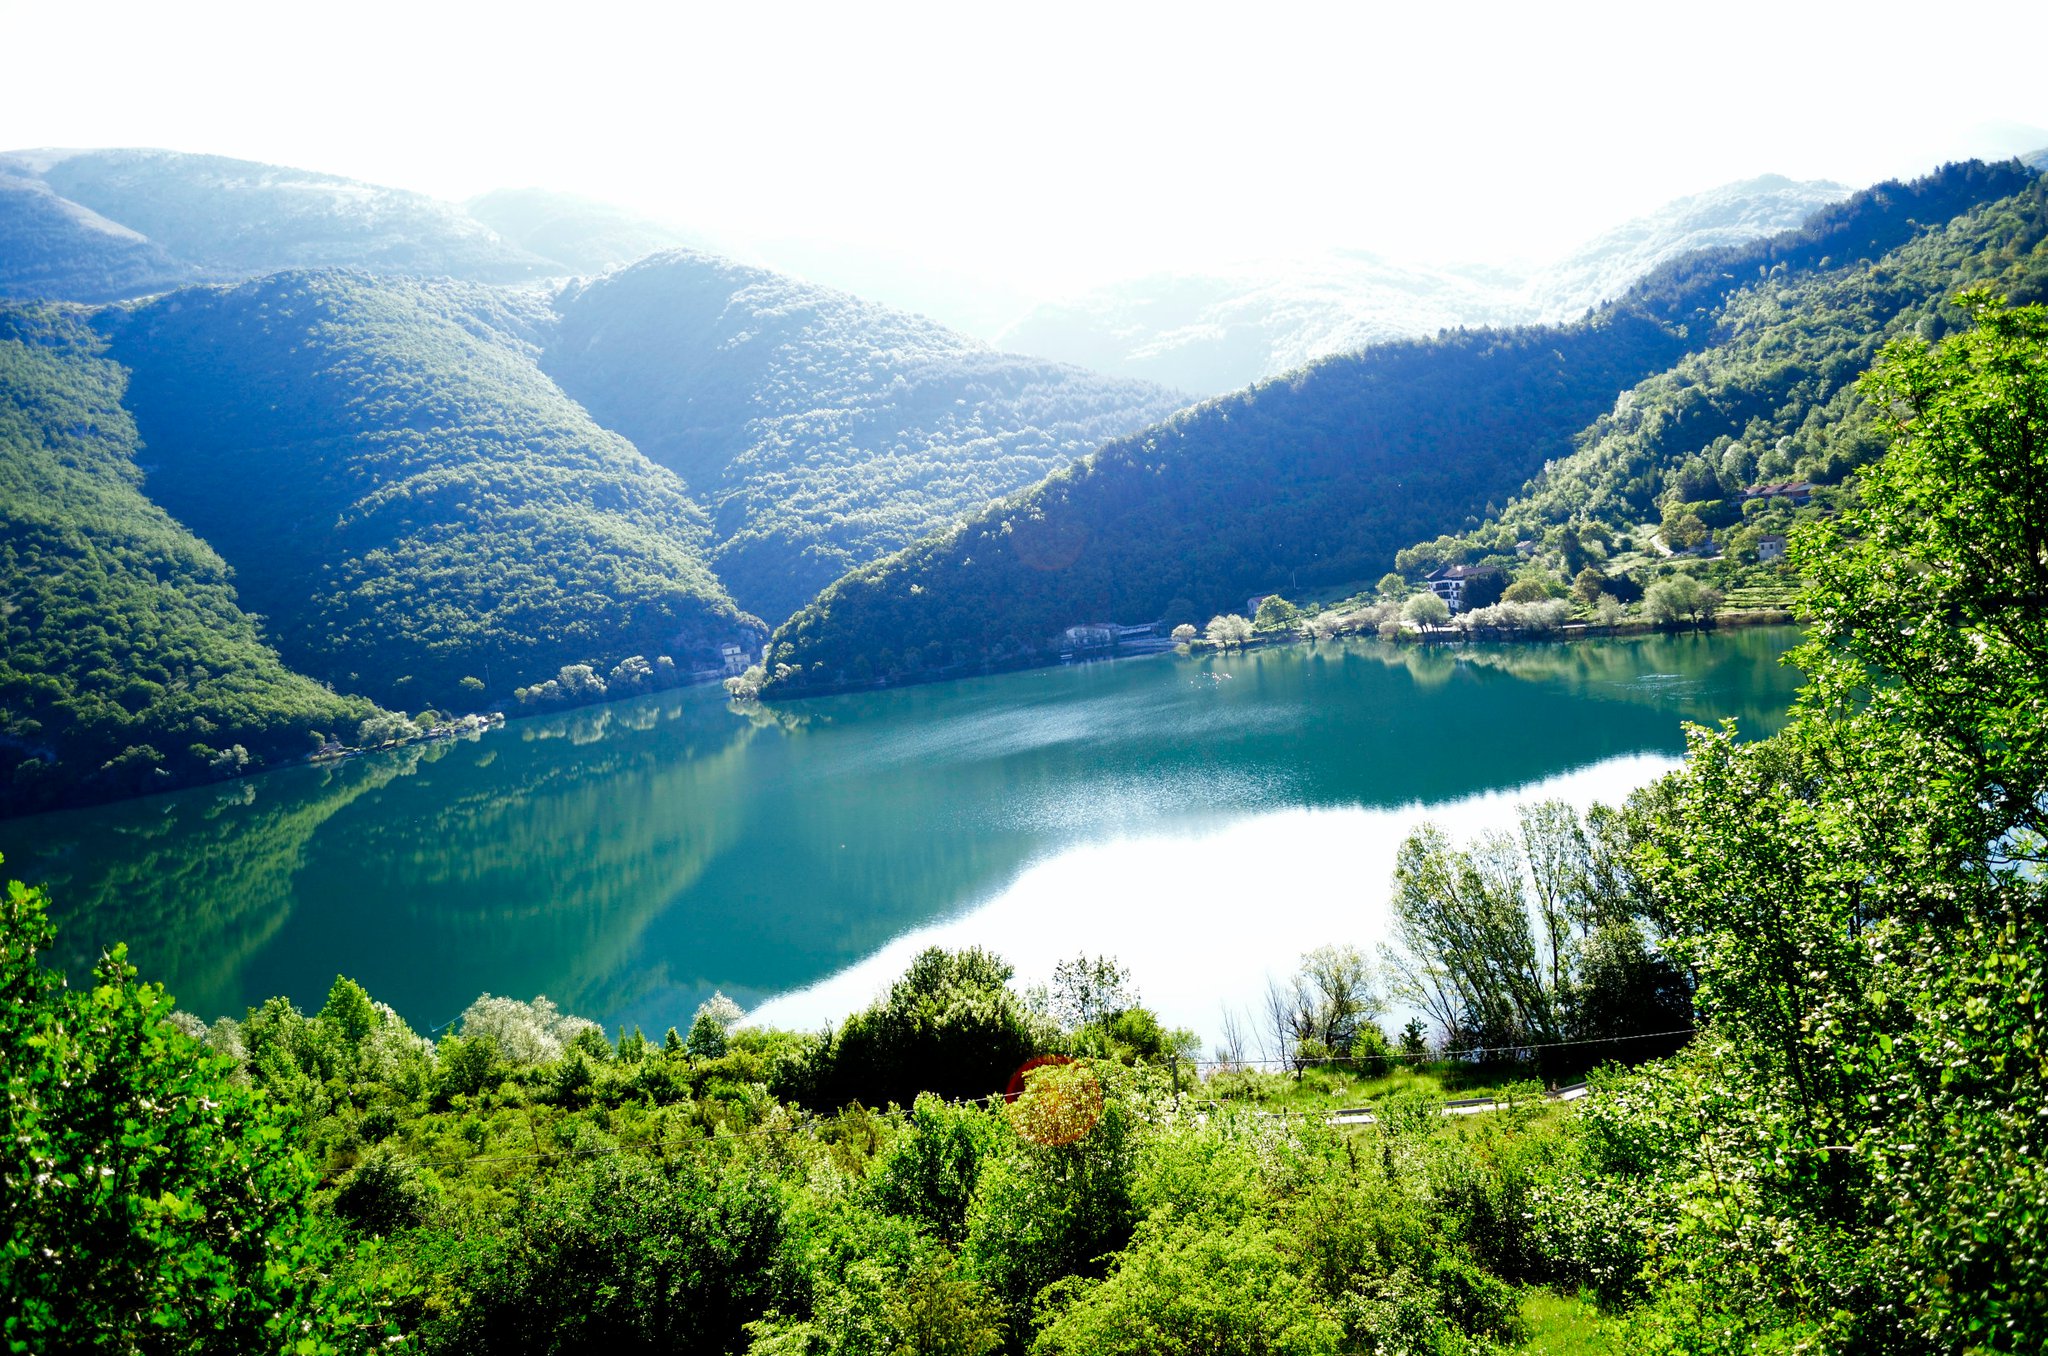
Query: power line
[{"left": 1190, "top": 1026, "right": 1696, "bottom": 1068}]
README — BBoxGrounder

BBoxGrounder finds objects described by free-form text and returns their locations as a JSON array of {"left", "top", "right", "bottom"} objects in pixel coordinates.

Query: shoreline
[{"left": 758, "top": 606, "right": 1802, "bottom": 703}]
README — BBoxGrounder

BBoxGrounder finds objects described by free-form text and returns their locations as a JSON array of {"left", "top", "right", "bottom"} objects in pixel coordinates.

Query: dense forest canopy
[
  {"left": 542, "top": 250, "right": 1189, "bottom": 622},
  {"left": 762, "top": 161, "right": 2044, "bottom": 695},
  {"left": 0, "top": 151, "right": 1190, "bottom": 809},
  {"left": 100, "top": 269, "right": 762, "bottom": 712},
  {"left": 0, "top": 304, "right": 377, "bottom": 814}
]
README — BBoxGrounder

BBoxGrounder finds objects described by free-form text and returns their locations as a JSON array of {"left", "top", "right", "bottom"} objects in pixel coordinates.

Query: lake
[{"left": 1, "top": 629, "right": 1803, "bottom": 1048}]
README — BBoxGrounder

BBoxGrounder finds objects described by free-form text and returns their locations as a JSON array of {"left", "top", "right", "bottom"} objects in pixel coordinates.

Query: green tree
[
  {"left": 1643, "top": 574, "right": 1709, "bottom": 625},
  {"left": 1571, "top": 566, "right": 1609, "bottom": 605},
  {"left": 1274, "top": 945, "right": 1383, "bottom": 1059},
  {"left": 686, "top": 990, "right": 745, "bottom": 1060},
  {"left": 0, "top": 871, "right": 370, "bottom": 1351},
  {"left": 1204, "top": 614, "right": 1254, "bottom": 649},
  {"left": 1797, "top": 289, "right": 2048, "bottom": 849},
  {"left": 1400, "top": 592, "right": 1449, "bottom": 628},
  {"left": 807, "top": 948, "right": 1049, "bottom": 1109},
  {"left": 1252, "top": 595, "right": 1302, "bottom": 630},
  {"left": 1048, "top": 954, "right": 1138, "bottom": 1032},
  {"left": 1619, "top": 294, "right": 2048, "bottom": 1351},
  {"left": 1387, "top": 825, "right": 1555, "bottom": 1050}
]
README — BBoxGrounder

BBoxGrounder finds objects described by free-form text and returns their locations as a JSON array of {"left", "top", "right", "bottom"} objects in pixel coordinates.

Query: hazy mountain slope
[
  {"left": 763, "top": 161, "right": 2038, "bottom": 695},
  {"left": 542, "top": 251, "right": 1189, "bottom": 622},
  {"left": 99, "top": 270, "right": 762, "bottom": 711},
  {"left": 993, "top": 254, "right": 1515, "bottom": 397},
  {"left": 1523, "top": 174, "right": 1851, "bottom": 319},
  {"left": 0, "top": 161, "right": 196, "bottom": 302},
  {"left": 995, "top": 176, "right": 1849, "bottom": 396},
  {"left": 19, "top": 149, "right": 554, "bottom": 283},
  {"left": 465, "top": 188, "right": 706, "bottom": 275},
  {"left": 1402, "top": 173, "right": 2048, "bottom": 575},
  {"left": 0, "top": 304, "right": 377, "bottom": 814},
  {"left": 0, "top": 151, "right": 723, "bottom": 300}
]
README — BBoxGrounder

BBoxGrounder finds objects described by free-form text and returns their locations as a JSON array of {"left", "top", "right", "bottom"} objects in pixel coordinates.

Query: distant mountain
[
  {"left": 465, "top": 188, "right": 706, "bottom": 275},
  {"left": 100, "top": 270, "right": 763, "bottom": 711},
  {"left": 1520, "top": 174, "right": 1854, "bottom": 320},
  {"left": 541, "top": 251, "right": 1189, "bottom": 622},
  {"left": 995, "top": 176, "right": 1851, "bottom": 395},
  {"left": 0, "top": 303, "right": 376, "bottom": 814},
  {"left": 763, "top": 161, "right": 2041, "bottom": 696},
  {"left": 0, "top": 150, "right": 708, "bottom": 302},
  {"left": 992, "top": 253, "right": 1515, "bottom": 398},
  {"left": 0, "top": 162, "right": 194, "bottom": 302},
  {"left": 7, "top": 149, "right": 552, "bottom": 288}
]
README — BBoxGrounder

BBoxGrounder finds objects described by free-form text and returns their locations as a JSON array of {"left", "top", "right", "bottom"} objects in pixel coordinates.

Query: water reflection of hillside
[
  {"left": 4, "top": 741, "right": 452, "bottom": 1016},
  {"left": 266, "top": 694, "right": 763, "bottom": 1027},
  {"left": 1356, "top": 629, "right": 1801, "bottom": 737}
]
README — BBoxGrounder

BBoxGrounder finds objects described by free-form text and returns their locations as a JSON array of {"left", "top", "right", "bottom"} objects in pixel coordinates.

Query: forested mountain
[
  {"left": 0, "top": 304, "right": 377, "bottom": 814},
  {"left": 995, "top": 175, "right": 1849, "bottom": 395},
  {"left": 764, "top": 161, "right": 2041, "bottom": 694},
  {"left": 1397, "top": 172, "right": 2048, "bottom": 581},
  {"left": 464, "top": 188, "right": 705, "bottom": 275},
  {"left": 542, "top": 251, "right": 1189, "bottom": 622},
  {"left": 99, "top": 269, "right": 763, "bottom": 711}
]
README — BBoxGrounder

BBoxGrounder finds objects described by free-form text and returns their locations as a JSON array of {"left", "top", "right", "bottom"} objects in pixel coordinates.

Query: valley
[{"left": 3, "top": 80, "right": 2046, "bottom": 1354}]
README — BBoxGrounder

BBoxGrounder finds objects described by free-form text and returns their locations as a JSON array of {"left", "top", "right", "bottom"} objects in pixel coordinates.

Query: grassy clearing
[
  {"left": 1197, "top": 1060, "right": 1558, "bottom": 1116},
  {"left": 1518, "top": 1289, "right": 1626, "bottom": 1355}
]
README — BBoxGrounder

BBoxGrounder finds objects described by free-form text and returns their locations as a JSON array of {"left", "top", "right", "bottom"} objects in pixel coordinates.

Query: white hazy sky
[{"left": 7, "top": 0, "right": 2047, "bottom": 306}]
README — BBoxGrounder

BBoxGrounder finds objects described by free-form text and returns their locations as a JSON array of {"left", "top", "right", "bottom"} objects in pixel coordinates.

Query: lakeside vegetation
[{"left": 5, "top": 294, "right": 2044, "bottom": 1352}]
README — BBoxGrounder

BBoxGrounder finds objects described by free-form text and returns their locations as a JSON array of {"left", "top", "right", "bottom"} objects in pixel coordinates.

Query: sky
[{"left": 7, "top": 0, "right": 2047, "bottom": 322}]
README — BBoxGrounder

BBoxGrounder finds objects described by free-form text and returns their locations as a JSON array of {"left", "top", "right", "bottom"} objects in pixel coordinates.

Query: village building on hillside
[
  {"left": 1060, "top": 624, "right": 1116, "bottom": 653},
  {"left": 1742, "top": 480, "right": 1813, "bottom": 506},
  {"left": 1425, "top": 563, "right": 1503, "bottom": 613},
  {"left": 1756, "top": 533, "right": 1789, "bottom": 563}
]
